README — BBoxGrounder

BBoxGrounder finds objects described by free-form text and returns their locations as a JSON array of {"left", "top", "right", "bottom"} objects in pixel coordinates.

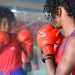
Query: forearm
[{"left": 45, "top": 59, "right": 56, "bottom": 75}]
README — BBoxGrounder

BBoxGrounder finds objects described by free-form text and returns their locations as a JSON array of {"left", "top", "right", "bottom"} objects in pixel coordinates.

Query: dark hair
[
  {"left": 44, "top": 0, "right": 75, "bottom": 20},
  {"left": 0, "top": 7, "right": 15, "bottom": 23}
]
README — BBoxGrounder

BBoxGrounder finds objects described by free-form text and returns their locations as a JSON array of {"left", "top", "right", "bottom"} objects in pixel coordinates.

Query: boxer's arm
[
  {"left": 15, "top": 35, "right": 28, "bottom": 57},
  {"left": 19, "top": 42, "right": 28, "bottom": 57},
  {"left": 45, "top": 59, "right": 56, "bottom": 75},
  {"left": 16, "top": 29, "right": 33, "bottom": 60},
  {"left": 55, "top": 36, "right": 75, "bottom": 75},
  {"left": 45, "top": 36, "right": 75, "bottom": 75}
]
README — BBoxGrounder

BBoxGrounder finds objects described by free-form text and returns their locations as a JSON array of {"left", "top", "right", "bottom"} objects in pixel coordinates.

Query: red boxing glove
[
  {"left": 0, "top": 31, "right": 9, "bottom": 48},
  {"left": 56, "top": 31, "right": 64, "bottom": 45},
  {"left": 37, "top": 23, "right": 63, "bottom": 56},
  {"left": 25, "top": 40, "right": 32, "bottom": 53},
  {"left": 17, "top": 29, "right": 32, "bottom": 53}
]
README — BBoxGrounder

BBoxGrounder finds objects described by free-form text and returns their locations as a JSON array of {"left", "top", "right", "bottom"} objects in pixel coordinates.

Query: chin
[{"left": 55, "top": 24, "right": 62, "bottom": 29}]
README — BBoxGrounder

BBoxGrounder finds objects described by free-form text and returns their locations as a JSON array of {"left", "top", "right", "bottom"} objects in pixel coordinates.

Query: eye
[{"left": 3, "top": 22, "right": 6, "bottom": 27}]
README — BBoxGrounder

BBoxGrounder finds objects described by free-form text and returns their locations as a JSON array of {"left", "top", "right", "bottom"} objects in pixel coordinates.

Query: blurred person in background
[{"left": 0, "top": 7, "right": 33, "bottom": 75}]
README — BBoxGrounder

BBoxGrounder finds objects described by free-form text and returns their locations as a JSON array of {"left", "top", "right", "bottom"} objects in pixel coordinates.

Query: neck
[{"left": 61, "top": 17, "right": 75, "bottom": 37}]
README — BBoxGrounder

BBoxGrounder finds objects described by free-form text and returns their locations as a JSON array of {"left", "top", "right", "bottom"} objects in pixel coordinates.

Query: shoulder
[
  {"left": 64, "top": 35, "right": 75, "bottom": 62},
  {"left": 66, "top": 35, "right": 75, "bottom": 49}
]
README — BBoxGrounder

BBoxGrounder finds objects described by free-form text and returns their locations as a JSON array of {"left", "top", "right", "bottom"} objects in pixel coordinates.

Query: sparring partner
[
  {"left": 37, "top": 0, "right": 75, "bottom": 75},
  {"left": 21, "top": 30, "right": 33, "bottom": 73},
  {"left": 0, "top": 8, "right": 33, "bottom": 75},
  {"left": 22, "top": 40, "right": 38, "bottom": 73}
]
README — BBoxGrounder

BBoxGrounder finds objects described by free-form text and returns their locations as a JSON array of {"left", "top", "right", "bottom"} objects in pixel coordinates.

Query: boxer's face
[
  {"left": 53, "top": 7, "right": 62, "bottom": 29},
  {"left": 53, "top": 15, "right": 62, "bottom": 29},
  {"left": 0, "top": 18, "right": 10, "bottom": 33}
]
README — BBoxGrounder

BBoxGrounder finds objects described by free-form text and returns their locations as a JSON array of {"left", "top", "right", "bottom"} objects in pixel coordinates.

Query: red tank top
[
  {"left": 0, "top": 34, "right": 22, "bottom": 71},
  {"left": 55, "top": 30, "right": 75, "bottom": 75}
]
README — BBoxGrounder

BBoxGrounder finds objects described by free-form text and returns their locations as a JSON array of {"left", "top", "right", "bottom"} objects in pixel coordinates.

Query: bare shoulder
[
  {"left": 55, "top": 36, "right": 75, "bottom": 75},
  {"left": 66, "top": 35, "right": 75, "bottom": 49},
  {"left": 64, "top": 35, "right": 75, "bottom": 63}
]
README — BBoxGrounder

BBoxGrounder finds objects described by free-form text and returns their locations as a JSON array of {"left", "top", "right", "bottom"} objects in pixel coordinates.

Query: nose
[{"left": 6, "top": 23, "right": 9, "bottom": 29}]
